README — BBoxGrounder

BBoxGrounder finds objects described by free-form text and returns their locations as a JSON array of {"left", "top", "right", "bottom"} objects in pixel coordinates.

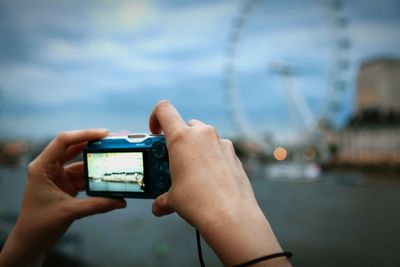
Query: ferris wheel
[{"left": 223, "top": 0, "right": 352, "bottom": 146}]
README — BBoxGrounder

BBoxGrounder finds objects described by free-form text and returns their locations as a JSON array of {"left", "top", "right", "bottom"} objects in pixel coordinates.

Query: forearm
[
  {"left": 198, "top": 206, "right": 291, "bottom": 267},
  {"left": 149, "top": 101, "right": 291, "bottom": 266},
  {"left": 0, "top": 227, "right": 45, "bottom": 267}
]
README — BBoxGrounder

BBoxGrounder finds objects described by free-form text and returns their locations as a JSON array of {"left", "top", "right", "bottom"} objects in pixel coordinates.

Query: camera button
[
  {"left": 152, "top": 141, "right": 166, "bottom": 158},
  {"left": 155, "top": 174, "right": 168, "bottom": 188},
  {"left": 161, "top": 162, "right": 169, "bottom": 170},
  {"left": 154, "top": 162, "right": 160, "bottom": 169}
]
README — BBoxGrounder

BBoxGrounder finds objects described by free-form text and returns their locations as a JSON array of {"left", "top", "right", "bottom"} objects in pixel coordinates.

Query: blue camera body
[{"left": 84, "top": 134, "right": 170, "bottom": 199}]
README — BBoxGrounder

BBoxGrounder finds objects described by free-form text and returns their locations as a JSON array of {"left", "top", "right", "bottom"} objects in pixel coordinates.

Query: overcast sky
[{"left": 0, "top": 0, "right": 399, "bottom": 140}]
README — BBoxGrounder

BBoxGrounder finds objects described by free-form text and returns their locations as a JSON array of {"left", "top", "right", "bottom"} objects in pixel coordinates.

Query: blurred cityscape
[
  {"left": 1, "top": 57, "right": 399, "bottom": 266},
  {"left": 2, "top": 57, "right": 400, "bottom": 169},
  {"left": 1, "top": 0, "right": 400, "bottom": 266},
  {"left": 222, "top": 57, "right": 400, "bottom": 176},
  {"left": 324, "top": 58, "right": 400, "bottom": 167}
]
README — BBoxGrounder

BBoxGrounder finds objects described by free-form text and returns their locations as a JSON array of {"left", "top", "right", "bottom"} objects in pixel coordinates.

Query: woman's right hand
[{"left": 150, "top": 101, "right": 291, "bottom": 266}]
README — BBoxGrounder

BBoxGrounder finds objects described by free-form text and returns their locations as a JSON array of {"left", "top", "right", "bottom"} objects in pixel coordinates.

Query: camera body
[{"left": 84, "top": 134, "right": 170, "bottom": 199}]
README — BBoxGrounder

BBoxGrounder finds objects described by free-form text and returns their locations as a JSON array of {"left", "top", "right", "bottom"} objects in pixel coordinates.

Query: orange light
[{"left": 274, "top": 147, "right": 288, "bottom": 161}]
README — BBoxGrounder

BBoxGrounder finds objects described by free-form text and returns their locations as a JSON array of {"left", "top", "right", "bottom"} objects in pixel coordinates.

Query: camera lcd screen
[{"left": 86, "top": 152, "right": 145, "bottom": 193}]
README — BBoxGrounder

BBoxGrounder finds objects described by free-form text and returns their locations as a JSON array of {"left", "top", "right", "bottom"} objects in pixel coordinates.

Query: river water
[{"left": 0, "top": 164, "right": 399, "bottom": 267}]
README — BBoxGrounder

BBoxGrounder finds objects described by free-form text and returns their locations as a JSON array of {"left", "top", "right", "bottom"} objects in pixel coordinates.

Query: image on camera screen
[{"left": 87, "top": 152, "right": 145, "bottom": 192}]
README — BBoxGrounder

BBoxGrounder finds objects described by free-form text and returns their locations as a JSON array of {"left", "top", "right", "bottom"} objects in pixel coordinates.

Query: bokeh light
[{"left": 273, "top": 147, "right": 288, "bottom": 161}]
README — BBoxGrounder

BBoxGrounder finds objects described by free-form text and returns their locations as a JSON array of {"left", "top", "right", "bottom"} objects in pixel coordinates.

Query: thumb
[
  {"left": 152, "top": 192, "right": 175, "bottom": 217},
  {"left": 68, "top": 197, "right": 126, "bottom": 219}
]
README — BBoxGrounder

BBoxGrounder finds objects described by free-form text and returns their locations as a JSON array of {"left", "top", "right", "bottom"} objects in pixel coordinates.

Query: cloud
[
  {"left": 350, "top": 22, "right": 400, "bottom": 59},
  {"left": 1, "top": 0, "right": 400, "bottom": 139},
  {"left": 0, "top": 0, "right": 237, "bottom": 99}
]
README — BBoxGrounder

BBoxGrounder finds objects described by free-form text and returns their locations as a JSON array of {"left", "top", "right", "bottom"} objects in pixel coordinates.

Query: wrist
[
  {"left": 197, "top": 204, "right": 284, "bottom": 266},
  {"left": 0, "top": 226, "right": 45, "bottom": 267}
]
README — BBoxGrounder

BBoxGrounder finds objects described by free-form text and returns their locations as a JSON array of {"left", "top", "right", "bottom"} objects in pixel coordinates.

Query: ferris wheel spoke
[{"left": 224, "top": 0, "right": 352, "bottom": 145}]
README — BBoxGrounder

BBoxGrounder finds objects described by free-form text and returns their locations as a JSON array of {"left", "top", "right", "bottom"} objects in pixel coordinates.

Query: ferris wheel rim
[{"left": 223, "top": 0, "right": 352, "bottom": 141}]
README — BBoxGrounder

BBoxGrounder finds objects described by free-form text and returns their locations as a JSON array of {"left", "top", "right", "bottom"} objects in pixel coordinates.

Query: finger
[
  {"left": 220, "top": 139, "right": 242, "bottom": 173},
  {"left": 68, "top": 197, "right": 126, "bottom": 219},
  {"left": 65, "top": 161, "right": 84, "bottom": 180},
  {"left": 152, "top": 192, "right": 175, "bottom": 217},
  {"left": 65, "top": 162, "right": 85, "bottom": 191},
  {"left": 220, "top": 139, "right": 236, "bottom": 156},
  {"left": 37, "top": 129, "right": 108, "bottom": 165},
  {"left": 60, "top": 142, "right": 87, "bottom": 164},
  {"left": 72, "top": 179, "right": 85, "bottom": 192},
  {"left": 187, "top": 119, "right": 207, "bottom": 127},
  {"left": 149, "top": 100, "right": 187, "bottom": 137}
]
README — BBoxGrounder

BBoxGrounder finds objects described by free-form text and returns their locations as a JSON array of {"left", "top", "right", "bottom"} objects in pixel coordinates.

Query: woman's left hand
[{"left": 0, "top": 129, "right": 126, "bottom": 267}]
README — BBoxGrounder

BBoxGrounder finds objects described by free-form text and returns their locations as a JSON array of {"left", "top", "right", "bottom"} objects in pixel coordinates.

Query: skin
[
  {"left": 151, "top": 101, "right": 291, "bottom": 267},
  {"left": 0, "top": 101, "right": 291, "bottom": 267},
  {"left": 0, "top": 129, "right": 126, "bottom": 267}
]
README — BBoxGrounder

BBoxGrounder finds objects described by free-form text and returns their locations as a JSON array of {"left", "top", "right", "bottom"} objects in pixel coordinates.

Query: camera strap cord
[
  {"left": 195, "top": 229, "right": 292, "bottom": 267},
  {"left": 196, "top": 229, "right": 206, "bottom": 267}
]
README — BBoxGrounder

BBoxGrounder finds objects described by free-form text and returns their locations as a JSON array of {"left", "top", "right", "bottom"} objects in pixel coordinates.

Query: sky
[{"left": 0, "top": 0, "right": 399, "bottom": 141}]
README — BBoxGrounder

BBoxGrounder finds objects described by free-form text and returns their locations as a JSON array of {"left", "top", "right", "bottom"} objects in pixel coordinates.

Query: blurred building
[
  {"left": 356, "top": 58, "right": 400, "bottom": 114},
  {"left": 326, "top": 57, "right": 400, "bottom": 166}
]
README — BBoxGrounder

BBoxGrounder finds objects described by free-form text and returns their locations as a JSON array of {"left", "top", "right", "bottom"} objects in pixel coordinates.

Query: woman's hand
[
  {"left": 150, "top": 101, "right": 291, "bottom": 266},
  {"left": 0, "top": 129, "right": 126, "bottom": 267}
]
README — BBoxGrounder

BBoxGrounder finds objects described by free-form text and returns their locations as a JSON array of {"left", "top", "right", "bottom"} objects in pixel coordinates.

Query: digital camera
[{"left": 84, "top": 134, "right": 170, "bottom": 199}]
